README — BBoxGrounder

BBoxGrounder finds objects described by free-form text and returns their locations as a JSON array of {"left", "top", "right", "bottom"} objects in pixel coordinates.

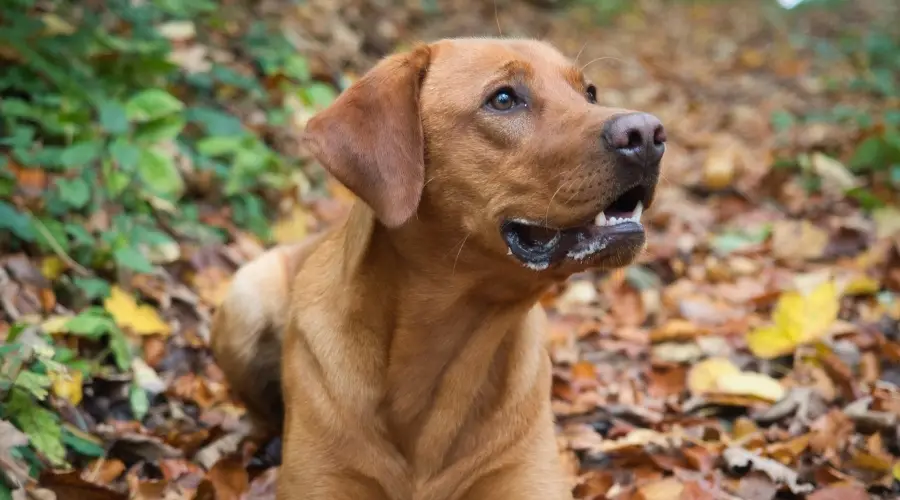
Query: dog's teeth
[
  {"left": 632, "top": 201, "right": 644, "bottom": 221},
  {"left": 595, "top": 212, "right": 607, "bottom": 226}
]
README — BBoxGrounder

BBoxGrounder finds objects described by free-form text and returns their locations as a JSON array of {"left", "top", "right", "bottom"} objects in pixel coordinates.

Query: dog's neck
[{"left": 330, "top": 203, "right": 553, "bottom": 467}]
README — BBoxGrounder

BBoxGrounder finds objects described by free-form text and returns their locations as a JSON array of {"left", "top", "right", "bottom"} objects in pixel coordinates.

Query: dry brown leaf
[
  {"left": 807, "top": 482, "right": 870, "bottom": 500},
  {"left": 637, "top": 477, "right": 684, "bottom": 500},
  {"left": 771, "top": 220, "right": 829, "bottom": 262}
]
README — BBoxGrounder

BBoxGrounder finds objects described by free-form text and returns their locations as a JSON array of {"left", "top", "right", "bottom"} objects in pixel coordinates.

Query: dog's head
[{"left": 303, "top": 38, "right": 663, "bottom": 277}]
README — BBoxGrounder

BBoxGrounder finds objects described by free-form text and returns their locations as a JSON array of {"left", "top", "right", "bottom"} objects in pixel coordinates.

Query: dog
[{"left": 210, "top": 37, "right": 664, "bottom": 499}]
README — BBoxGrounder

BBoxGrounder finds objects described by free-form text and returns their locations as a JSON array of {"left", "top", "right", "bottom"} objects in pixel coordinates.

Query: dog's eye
[
  {"left": 486, "top": 87, "right": 521, "bottom": 111},
  {"left": 586, "top": 85, "right": 597, "bottom": 104}
]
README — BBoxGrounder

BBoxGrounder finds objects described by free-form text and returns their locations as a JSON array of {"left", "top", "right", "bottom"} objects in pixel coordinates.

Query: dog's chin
[{"left": 500, "top": 185, "right": 649, "bottom": 272}]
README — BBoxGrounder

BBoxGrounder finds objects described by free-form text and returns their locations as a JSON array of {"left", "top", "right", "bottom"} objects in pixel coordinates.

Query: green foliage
[
  {"left": 0, "top": 0, "right": 330, "bottom": 273},
  {"left": 0, "top": 0, "right": 335, "bottom": 476},
  {"left": 772, "top": 1, "right": 899, "bottom": 205}
]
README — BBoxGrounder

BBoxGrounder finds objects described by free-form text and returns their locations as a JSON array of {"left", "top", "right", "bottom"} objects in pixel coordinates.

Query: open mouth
[{"left": 501, "top": 185, "right": 649, "bottom": 270}]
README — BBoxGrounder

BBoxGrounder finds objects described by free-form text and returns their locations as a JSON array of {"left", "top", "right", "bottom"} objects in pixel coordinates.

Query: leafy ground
[{"left": 2, "top": 0, "right": 900, "bottom": 499}]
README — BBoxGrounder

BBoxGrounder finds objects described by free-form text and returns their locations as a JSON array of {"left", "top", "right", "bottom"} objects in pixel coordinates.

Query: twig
[{"left": 28, "top": 215, "right": 93, "bottom": 277}]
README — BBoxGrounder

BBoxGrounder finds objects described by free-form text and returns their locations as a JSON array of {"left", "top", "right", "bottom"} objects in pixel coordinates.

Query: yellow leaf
[
  {"left": 746, "top": 325, "right": 797, "bottom": 359},
  {"left": 689, "top": 357, "right": 785, "bottom": 402},
  {"left": 50, "top": 369, "right": 83, "bottom": 406},
  {"left": 892, "top": 461, "right": 900, "bottom": 482},
  {"left": 40, "top": 256, "right": 66, "bottom": 280},
  {"left": 842, "top": 275, "right": 880, "bottom": 296},
  {"left": 747, "top": 280, "right": 839, "bottom": 359},
  {"left": 702, "top": 142, "right": 737, "bottom": 190},
  {"left": 41, "top": 315, "right": 73, "bottom": 335},
  {"left": 687, "top": 357, "right": 740, "bottom": 395},
  {"left": 272, "top": 206, "right": 309, "bottom": 244},
  {"left": 103, "top": 286, "right": 171, "bottom": 336},
  {"left": 715, "top": 371, "right": 785, "bottom": 402}
]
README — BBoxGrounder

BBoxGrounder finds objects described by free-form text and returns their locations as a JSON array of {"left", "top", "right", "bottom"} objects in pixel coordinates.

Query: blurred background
[{"left": 1, "top": 0, "right": 899, "bottom": 498}]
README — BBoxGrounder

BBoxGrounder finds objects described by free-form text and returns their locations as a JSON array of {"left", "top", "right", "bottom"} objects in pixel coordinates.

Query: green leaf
[
  {"left": 59, "top": 141, "right": 102, "bottom": 169},
  {"left": 1, "top": 481, "right": 13, "bottom": 500},
  {"left": 109, "top": 139, "right": 141, "bottom": 171},
  {"left": 770, "top": 110, "right": 795, "bottom": 133},
  {"left": 125, "top": 89, "right": 184, "bottom": 123},
  {"left": 113, "top": 246, "right": 154, "bottom": 274},
  {"left": 710, "top": 225, "right": 772, "bottom": 256},
  {"left": 301, "top": 82, "right": 337, "bottom": 109},
  {"left": 196, "top": 136, "right": 241, "bottom": 157},
  {"left": 14, "top": 371, "right": 51, "bottom": 401},
  {"left": 129, "top": 384, "right": 150, "bottom": 421},
  {"left": 108, "top": 330, "right": 132, "bottom": 372},
  {"left": 61, "top": 426, "right": 104, "bottom": 458},
  {"left": 97, "top": 101, "right": 129, "bottom": 134},
  {"left": 55, "top": 178, "right": 90, "bottom": 209},
  {"left": 846, "top": 186, "right": 885, "bottom": 211},
  {"left": 284, "top": 55, "right": 310, "bottom": 81},
  {"left": 72, "top": 277, "right": 110, "bottom": 301},
  {"left": 66, "top": 309, "right": 116, "bottom": 339},
  {"left": 6, "top": 389, "right": 65, "bottom": 466},
  {"left": 187, "top": 107, "right": 244, "bottom": 136},
  {"left": 137, "top": 148, "right": 184, "bottom": 198},
  {"left": 134, "top": 115, "right": 186, "bottom": 144},
  {"left": 33, "top": 218, "right": 69, "bottom": 253},
  {"left": 849, "top": 137, "right": 887, "bottom": 172},
  {"left": 0, "top": 201, "right": 35, "bottom": 241}
]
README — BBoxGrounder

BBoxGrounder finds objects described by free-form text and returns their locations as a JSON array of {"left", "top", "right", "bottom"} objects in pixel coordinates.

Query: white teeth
[
  {"left": 633, "top": 201, "right": 644, "bottom": 220},
  {"left": 593, "top": 201, "right": 644, "bottom": 227}
]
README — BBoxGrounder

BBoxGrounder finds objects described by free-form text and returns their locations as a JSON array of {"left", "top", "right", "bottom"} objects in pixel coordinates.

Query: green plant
[{"left": 0, "top": 0, "right": 335, "bottom": 481}]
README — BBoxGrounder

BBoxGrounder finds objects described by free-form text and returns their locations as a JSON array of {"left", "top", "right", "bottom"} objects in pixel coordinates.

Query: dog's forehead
[{"left": 427, "top": 38, "right": 583, "bottom": 88}]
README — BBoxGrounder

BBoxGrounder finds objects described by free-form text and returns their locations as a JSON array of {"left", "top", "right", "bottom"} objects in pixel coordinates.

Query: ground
[{"left": 1, "top": 0, "right": 899, "bottom": 499}]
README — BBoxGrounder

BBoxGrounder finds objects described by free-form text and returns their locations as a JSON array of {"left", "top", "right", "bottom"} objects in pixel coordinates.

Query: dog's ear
[{"left": 302, "top": 45, "right": 431, "bottom": 228}]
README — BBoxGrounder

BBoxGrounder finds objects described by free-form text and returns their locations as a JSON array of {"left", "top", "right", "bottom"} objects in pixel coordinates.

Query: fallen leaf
[
  {"left": 807, "top": 482, "right": 870, "bottom": 500},
  {"left": 678, "top": 481, "right": 714, "bottom": 500},
  {"left": 702, "top": 141, "right": 738, "bottom": 190},
  {"left": 196, "top": 455, "right": 248, "bottom": 500},
  {"left": 771, "top": 220, "right": 829, "bottom": 261},
  {"left": 0, "top": 419, "right": 32, "bottom": 489},
  {"left": 38, "top": 470, "right": 127, "bottom": 500},
  {"left": 715, "top": 371, "right": 785, "bottom": 403},
  {"left": 103, "top": 286, "right": 171, "bottom": 336},
  {"left": 49, "top": 368, "right": 83, "bottom": 406},
  {"left": 810, "top": 152, "right": 859, "bottom": 195},
  {"left": 687, "top": 357, "right": 740, "bottom": 395},
  {"left": 746, "top": 279, "right": 840, "bottom": 359},
  {"left": 723, "top": 447, "right": 813, "bottom": 494},
  {"left": 272, "top": 205, "right": 310, "bottom": 244},
  {"left": 872, "top": 206, "right": 900, "bottom": 240},
  {"left": 637, "top": 476, "right": 683, "bottom": 499}
]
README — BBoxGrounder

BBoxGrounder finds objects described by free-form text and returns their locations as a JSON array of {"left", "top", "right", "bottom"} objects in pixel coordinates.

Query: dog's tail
[{"left": 210, "top": 243, "right": 308, "bottom": 439}]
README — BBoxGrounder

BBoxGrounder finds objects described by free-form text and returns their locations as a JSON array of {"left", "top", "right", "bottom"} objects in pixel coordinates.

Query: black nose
[{"left": 603, "top": 112, "right": 666, "bottom": 167}]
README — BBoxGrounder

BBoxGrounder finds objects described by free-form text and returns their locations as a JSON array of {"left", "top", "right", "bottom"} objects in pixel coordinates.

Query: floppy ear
[{"left": 302, "top": 45, "right": 431, "bottom": 228}]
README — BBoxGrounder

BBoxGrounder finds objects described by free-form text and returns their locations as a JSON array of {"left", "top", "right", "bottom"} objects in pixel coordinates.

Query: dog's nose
[{"left": 603, "top": 112, "right": 666, "bottom": 167}]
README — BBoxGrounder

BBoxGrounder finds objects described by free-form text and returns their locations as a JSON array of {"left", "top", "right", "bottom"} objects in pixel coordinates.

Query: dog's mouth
[{"left": 501, "top": 185, "right": 649, "bottom": 270}]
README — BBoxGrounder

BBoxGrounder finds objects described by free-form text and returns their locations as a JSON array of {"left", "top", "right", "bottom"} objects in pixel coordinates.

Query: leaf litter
[{"left": 1, "top": 0, "right": 900, "bottom": 499}]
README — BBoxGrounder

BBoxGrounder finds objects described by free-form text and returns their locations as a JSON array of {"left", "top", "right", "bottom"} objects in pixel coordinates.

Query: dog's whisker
[
  {"left": 580, "top": 56, "right": 624, "bottom": 72},
  {"left": 452, "top": 232, "right": 470, "bottom": 274},
  {"left": 494, "top": 0, "right": 503, "bottom": 37},
  {"left": 573, "top": 41, "right": 589, "bottom": 65},
  {"left": 543, "top": 172, "right": 575, "bottom": 225}
]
